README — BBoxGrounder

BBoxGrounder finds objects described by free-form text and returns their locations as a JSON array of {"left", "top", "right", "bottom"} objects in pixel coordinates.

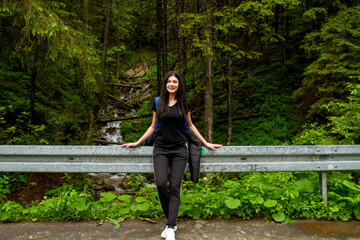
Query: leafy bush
[
  {"left": 0, "top": 175, "right": 11, "bottom": 203},
  {"left": 294, "top": 83, "right": 360, "bottom": 145},
  {"left": 0, "top": 173, "right": 27, "bottom": 203},
  {"left": 1, "top": 172, "right": 360, "bottom": 228},
  {"left": 0, "top": 201, "right": 25, "bottom": 222}
]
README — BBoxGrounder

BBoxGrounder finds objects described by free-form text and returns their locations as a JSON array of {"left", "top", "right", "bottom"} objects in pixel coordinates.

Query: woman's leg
[
  {"left": 153, "top": 145, "right": 187, "bottom": 228},
  {"left": 153, "top": 147, "right": 170, "bottom": 219},
  {"left": 167, "top": 146, "right": 187, "bottom": 228}
]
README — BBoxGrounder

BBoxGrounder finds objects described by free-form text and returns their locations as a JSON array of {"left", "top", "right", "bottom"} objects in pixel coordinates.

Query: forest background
[{"left": 1, "top": 0, "right": 360, "bottom": 224}]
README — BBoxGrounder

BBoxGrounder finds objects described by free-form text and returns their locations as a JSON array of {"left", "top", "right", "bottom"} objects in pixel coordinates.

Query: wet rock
[
  {"left": 144, "top": 183, "right": 156, "bottom": 189},
  {"left": 137, "top": 176, "right": 150, "bottom": 185},
  {"left": 87, "top": 173, "right": 153, "bottom": 195},
  {"left": 194, "top": 220, "right": 206, "bottom": 230},
  {"left": 88, "top": 173, "right": 126, "bottom": 193},
  {"left": 195, "top": 223, "right": 203, "bottom": 229}
]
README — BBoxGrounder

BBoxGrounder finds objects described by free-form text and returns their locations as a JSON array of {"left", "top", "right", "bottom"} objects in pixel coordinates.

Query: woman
[{"left": 121, "top": 71, "right": 222, "bottom": 240}]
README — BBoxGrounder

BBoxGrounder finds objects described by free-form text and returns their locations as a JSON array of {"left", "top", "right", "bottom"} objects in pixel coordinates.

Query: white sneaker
[
  {"left": 165, "top": 228, "right": 175, "bottom": 240},
  {"left": 161, "top": 226, "right": 177, "bottom": 239}
]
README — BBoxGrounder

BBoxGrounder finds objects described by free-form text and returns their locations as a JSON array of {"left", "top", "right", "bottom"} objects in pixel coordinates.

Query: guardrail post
[{"left": 318, "top": 171, "right": 327, "bottom": 205}]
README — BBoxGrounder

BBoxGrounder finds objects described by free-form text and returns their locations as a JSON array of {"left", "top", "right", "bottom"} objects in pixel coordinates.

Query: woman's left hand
[
  {"left": 205, "top": 143, "right": 223, "bottom": 151},
  {"left": 121, "top": 142, "right": 140, "bottom": 148}
]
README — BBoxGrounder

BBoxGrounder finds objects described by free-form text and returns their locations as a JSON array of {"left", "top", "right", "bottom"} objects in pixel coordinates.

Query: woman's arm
[
  {"left": 185, "top": 112, "right": 222, "bottom": 150},
  {"left": 121, "top": 111, "right": 157, "bottom": 148}
]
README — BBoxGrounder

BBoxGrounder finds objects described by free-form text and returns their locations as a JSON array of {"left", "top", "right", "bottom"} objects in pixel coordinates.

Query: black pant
[{"left": 153, "top": 144, "right": 188, "bottom": 228}]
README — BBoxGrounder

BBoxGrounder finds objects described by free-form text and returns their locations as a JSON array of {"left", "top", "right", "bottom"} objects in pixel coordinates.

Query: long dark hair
[{"left": 157, "top": 71, "right": 188, "bottom": 118}]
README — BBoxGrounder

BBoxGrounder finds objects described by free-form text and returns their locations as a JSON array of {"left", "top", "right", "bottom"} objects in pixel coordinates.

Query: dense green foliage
[
  {"left": 1, "top": 0, "right": 360, "bottom": 225},
  {"left": 1, "top": 172, "right": 360, "bottom": 227},
  {"left": 1, "top": 0, "right": 359, "bottom": 146}
]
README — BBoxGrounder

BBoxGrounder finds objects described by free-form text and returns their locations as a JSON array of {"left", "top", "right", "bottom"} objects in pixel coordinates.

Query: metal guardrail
[{"left": 1, "top": 145, "right": 360, "bottom": 205}]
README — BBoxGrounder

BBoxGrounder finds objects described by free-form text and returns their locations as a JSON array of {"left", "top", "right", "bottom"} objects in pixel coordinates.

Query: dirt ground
[{"left": 1, "top": 217, "right": 360, "bottom": 240}]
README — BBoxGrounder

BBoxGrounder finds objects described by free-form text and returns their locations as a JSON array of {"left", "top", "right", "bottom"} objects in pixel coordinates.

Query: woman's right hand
[
  {"left": 205, "top": 142, "right": 223, "bottom": 151},
  {"left": 121, "top": 142, "right": 140, "bottom": 148}
]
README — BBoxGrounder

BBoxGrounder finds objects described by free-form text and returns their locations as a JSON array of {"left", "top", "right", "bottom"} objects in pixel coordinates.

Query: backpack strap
[
  {"left": 184, "top": 117, "right": 190, "bottom": 133},
  {"left": 154, "top": 96, "right": 190, "bottom": 133},
  {"left": 154, "top": 97, "right": 160, "bottom": 132}
]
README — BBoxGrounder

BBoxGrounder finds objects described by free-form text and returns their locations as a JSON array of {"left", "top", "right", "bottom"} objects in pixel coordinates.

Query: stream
[{"left": 90, "top": 83, "right": 151, "bottom": 194}]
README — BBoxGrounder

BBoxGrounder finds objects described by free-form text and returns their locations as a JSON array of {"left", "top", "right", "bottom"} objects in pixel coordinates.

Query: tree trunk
[
  {"left": 204, "top": 0, "right": 213, "bottom": 142},
  {"left": 176, "top": 0, "right": 187, "bottom": 83},
  {"left": 28, "top": 42, "right": 40, "bottom": 132},
  {"left": 274, "top": 5, "right": 279, "bottom": 34},
  {"left": 226, "top": 11, "right": 233, "bottom": 146},
  {"left": 162, "top": 0, "right": 168, "bottom": 75},
  {"left": 244, "top": 33, "right": 253, "bottom": 79},
  {"left": 99, "top": 0, "right": 112, "bottom": 99},
  {"left": 28, "top": 62, "right": 36, "bottom": 131},
  {"left": 284, "top": 15, "right": 290, "bottom": 63},
  {"left": 97, "top": 114, "right": 153, "bottom": 123},
  {"left": 156, "top": 0, "right": 163, "bottom": 94},
  {"left": 264, "top": 16, "right": 269, "bottom": 60},
  {"left": 116, "top": 38, "right": 121, "bottom": 80},
  {"left": 88, "top": 0, "right": 111, "bottom": 144},
  {"left": 83, "top": 0, "right": 89, "bottom": 31}
]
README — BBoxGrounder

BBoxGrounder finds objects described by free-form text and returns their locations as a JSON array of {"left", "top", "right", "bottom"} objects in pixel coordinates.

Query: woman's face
[{"left": 166, "top": 76, "right": 179, "bottom": 94}]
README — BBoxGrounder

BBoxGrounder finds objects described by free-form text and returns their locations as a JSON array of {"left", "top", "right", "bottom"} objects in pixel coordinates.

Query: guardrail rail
[{"left": 1, "top": 145, "right": 360, "bottom": 205}]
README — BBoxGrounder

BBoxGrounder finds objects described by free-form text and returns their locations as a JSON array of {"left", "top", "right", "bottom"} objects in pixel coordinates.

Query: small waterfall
[
  {"left": 99, "top": 110, "right": 123, "bottom": 143},
  {"left": 99, "top": 107, "right": 136, "bottom": 144},
  {"left": 92, "top": 63, "right": 150, "bottom": 194},
  {"left": 91, "top": 106, "right": 141, "bottom": 194}
]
